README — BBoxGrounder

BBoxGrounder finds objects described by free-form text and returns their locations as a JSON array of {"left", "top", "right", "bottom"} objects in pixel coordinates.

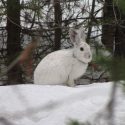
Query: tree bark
[
  {"left": 87, "top": 0, "right": 96, "bottom": 42},
  {"left": 114, "top": 20, "right": 125, "bottom": 57},
  {"left": 6, "top": 0, "right": 23, "bottom": 84},
  {"left": 102, "top": 0, "right": 116, "bottom": 52},
  {"left": 53, "top": 0, "right": 62, "bottom": 51},
  {"left": 102, "top": 0, "right": 125, "bottom": 57}
]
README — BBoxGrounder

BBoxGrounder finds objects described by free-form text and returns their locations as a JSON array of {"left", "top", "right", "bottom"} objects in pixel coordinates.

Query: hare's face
[
  {"left": 73, "top": 42, "right": 92, "bottom": 63},
  {"left": 70, "top": 27, "right": 92, "bottom": 63}
]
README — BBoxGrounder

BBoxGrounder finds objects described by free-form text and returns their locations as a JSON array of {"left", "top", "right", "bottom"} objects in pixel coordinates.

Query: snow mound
[{"left": 0, "top": 82, "right": 125, "bottom": 125}]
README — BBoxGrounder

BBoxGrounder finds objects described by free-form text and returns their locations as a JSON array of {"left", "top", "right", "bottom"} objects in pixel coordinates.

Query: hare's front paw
[{"left": 67, "top": 79, "right": 76, "bottom": 87}]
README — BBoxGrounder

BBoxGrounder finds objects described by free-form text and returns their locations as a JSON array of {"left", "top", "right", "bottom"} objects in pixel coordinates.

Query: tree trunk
[
  {"left": 87, "top": 0, "right": 96, "bottom": 42},
  {"left": 6, "top": 0, "right": 23, "bottom": 84},
  {"left": 53, "top": 0, "right": 62, "bottom": 51},
  {"left": 114, "top": 20, "right": 125, "bottom": 57},
  {"left": 102, "top": 0, "right": 116, "bottom": 52},
  {"left": 102, "top": 0, "right": 125, "bottom": 57}
]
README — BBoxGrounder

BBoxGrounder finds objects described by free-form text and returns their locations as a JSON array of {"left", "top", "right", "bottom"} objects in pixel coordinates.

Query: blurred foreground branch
[{"left": 0, "top": 38, "right": 38, "bottom": 79}]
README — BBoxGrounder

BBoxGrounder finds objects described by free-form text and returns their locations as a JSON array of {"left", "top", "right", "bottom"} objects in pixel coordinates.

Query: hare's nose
[{"left": 84, "top": 53, "right": 91, "bottom": 59}]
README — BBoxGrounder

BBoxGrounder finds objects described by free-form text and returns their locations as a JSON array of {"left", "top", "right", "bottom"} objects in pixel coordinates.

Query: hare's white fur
[{"left": 34, "top": 28, "right": 92, "bottom": 86}]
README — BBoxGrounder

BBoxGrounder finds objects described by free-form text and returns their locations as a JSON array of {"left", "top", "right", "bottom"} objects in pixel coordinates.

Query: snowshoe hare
[{"left": 34, "top": 28, "right": 92, "bottom": 86}]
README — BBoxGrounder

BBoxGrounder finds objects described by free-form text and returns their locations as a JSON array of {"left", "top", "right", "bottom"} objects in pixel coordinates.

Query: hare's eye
[{"left": 80, "top": 47, "right": 84, "bottom": 51}]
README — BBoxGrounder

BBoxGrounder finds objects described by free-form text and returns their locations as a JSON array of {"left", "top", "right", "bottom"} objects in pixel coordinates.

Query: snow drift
[{"left": 0, "top": 82, "right": 125, "bottom": 125}]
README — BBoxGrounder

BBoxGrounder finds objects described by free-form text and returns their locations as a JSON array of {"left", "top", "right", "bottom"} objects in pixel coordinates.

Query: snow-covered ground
[{"left": 0, "top": 82, "right": 125, "bottom": 125}]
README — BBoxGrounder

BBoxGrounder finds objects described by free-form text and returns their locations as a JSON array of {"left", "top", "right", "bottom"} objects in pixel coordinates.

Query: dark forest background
[{"left": 0, "top": 0, "right": 125, "bottom": 85}]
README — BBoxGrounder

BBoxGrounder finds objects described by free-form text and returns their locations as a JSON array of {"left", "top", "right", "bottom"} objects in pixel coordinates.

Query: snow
[{"left": 0, "top": 82, "right": 125, "bottom": 125}]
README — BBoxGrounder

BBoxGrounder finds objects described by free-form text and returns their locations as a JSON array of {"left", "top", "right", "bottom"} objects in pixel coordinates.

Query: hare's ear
[
  {"left": 79, "top": 27, "right": 86, "bottom": 42},
  {"left": 69, "top": 28, "right": 80, "bottom": 45}
]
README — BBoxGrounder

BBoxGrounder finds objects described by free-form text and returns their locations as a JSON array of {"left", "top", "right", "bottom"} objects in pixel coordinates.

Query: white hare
[{"left": 34, "top": 28, "right": 92, "bottom": 86}]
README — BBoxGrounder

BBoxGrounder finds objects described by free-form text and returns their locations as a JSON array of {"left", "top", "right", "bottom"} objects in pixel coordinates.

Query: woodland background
[{"left": 0, "top": 0, "right": 125, "bottom": 85}]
